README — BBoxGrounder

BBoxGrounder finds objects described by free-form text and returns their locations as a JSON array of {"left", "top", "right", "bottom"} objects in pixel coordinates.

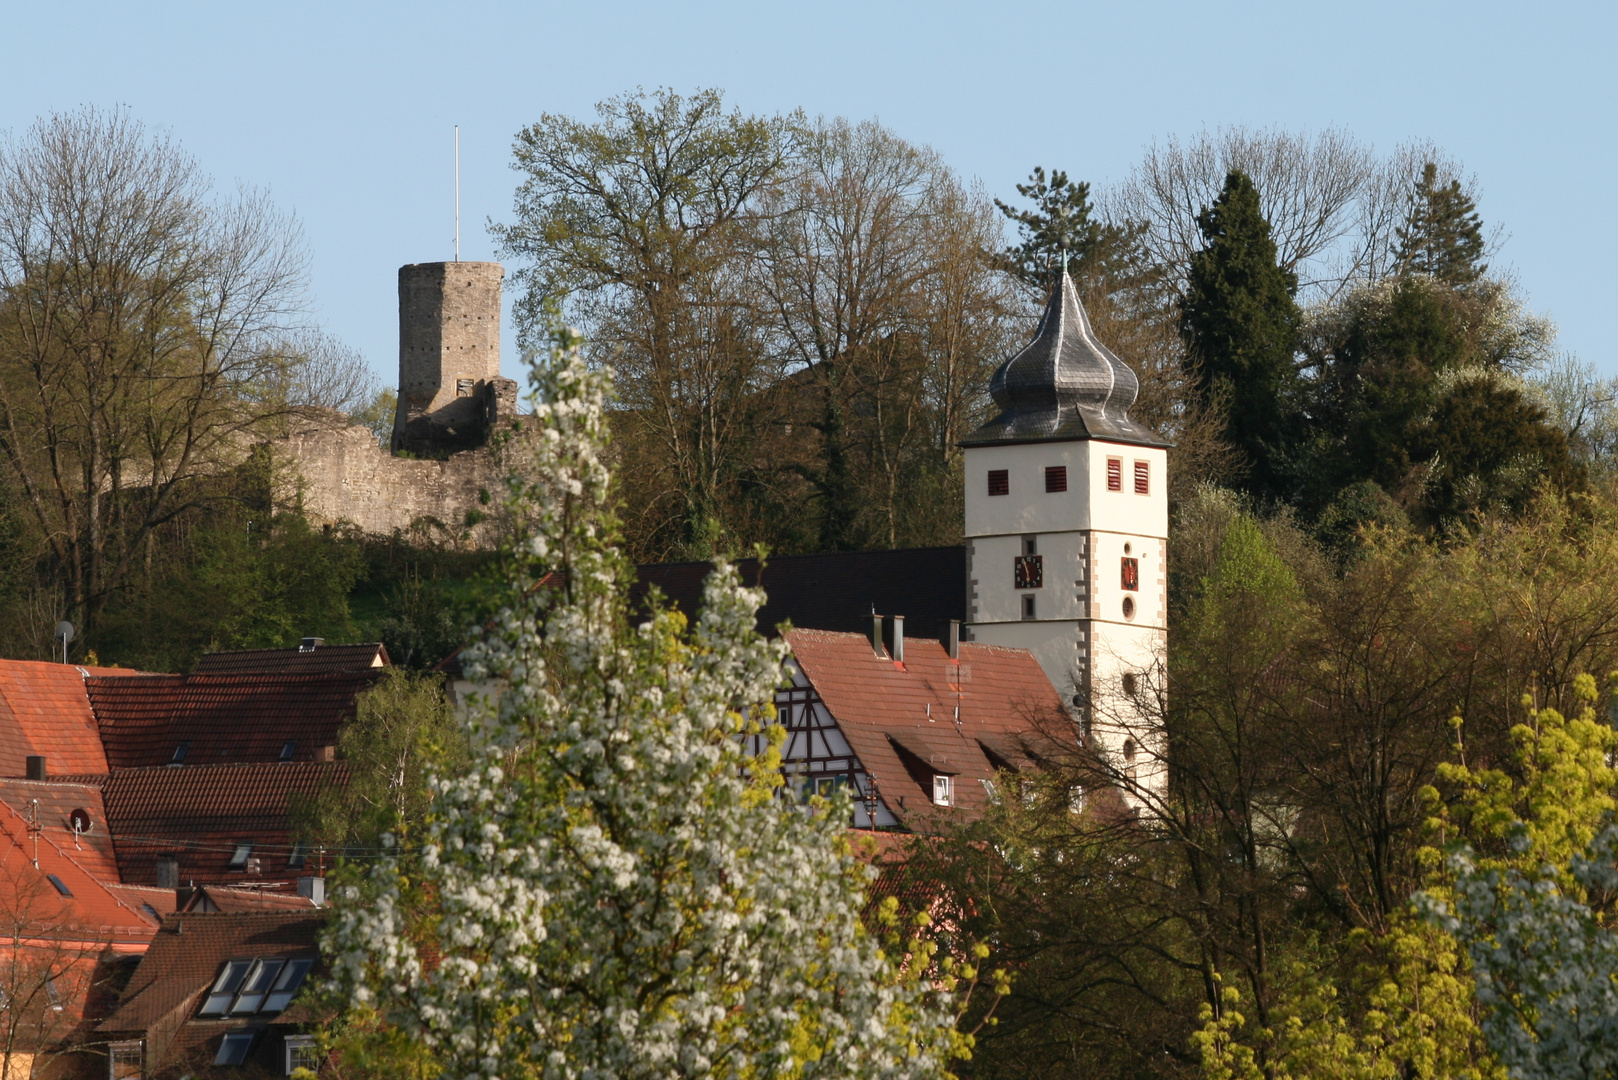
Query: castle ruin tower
[
  {"left": 393, "top": 261, "right": 517, "bottom": 455},
  {"left": 961, "top": 267, "right": 1171, "bottom": 805}
]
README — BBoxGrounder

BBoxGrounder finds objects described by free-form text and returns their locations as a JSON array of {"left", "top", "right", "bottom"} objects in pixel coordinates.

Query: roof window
[
  {"left": 214, "top": 1031, "right": 256, "bottom": 1066},
  {"left": 227, "top": 844, "right": 253, "bottom": 870},
  {"left": 932, "top": 774, "right": 953, "bottom": 807},
  {"left": 199, "top": 957, "right": 311, "bottom": 1019},
  {"left": 141, "top": 903, "right": 161, "bottom": 922},
  {"left": 46, "top": 874, "right": 71, "bottom": 897},
  {"left": 286, "top": 841, "right": 306, "bottom": 869},
  {"left": 170, "top": 741, "right": 189, "bottom": 765},
  {"left": 279, "top": 740, "right": 297, "bottom": 762}
]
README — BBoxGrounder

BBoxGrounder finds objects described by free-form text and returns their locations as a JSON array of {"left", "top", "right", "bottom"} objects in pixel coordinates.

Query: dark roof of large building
[
  {"left": 634, "top": 546, "right": 966, "bottom": 645},
  {"left": 97, "top": 762, "right": 347, "bottom": 887},
  {"left": 192, "top": 642, "right": 388, "bottom": 675},
  {"left": 963, "top": 267, "right": 1169, "bottom": 449},
  {"left": 784, "top": 628, "right": 1074, "bottom": 829},
  {"left": 99, "top": 910, "right": 325, "bottom": 1035},
  {"left": 87, "top": 670, "right": 382, "bottom": 769}
]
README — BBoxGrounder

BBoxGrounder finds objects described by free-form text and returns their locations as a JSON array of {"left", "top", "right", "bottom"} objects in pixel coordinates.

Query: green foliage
[
  {"left": 995, "top": 167, "right": 1142, "bottom": 295},
  {"left": 1397, "top": 163, "right": 1487, "bottom": 285},
  {"left": 351, "top": 387, "right": 398, "bottom": 447},
  {"left": 1181, "top": 171, "right": 1303, "bottom": 502}
]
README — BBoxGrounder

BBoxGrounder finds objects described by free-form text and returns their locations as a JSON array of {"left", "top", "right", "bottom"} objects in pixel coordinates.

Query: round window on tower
[
  {"left": 1122, "top": 596, "right": 1136, "bottom": 620},
  {"left": 1124, "top": 542, "right": 1132, "bottom": 554}
]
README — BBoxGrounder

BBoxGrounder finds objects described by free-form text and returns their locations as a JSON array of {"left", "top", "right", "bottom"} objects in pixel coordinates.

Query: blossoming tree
[{"left": 328, "top": 327, "right": 983, "bottom": 1080}]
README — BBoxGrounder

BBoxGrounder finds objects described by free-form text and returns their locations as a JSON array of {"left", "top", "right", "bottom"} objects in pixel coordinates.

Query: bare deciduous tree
[{"left": 0, "top": 107, "right": 311, "bottom": 638}]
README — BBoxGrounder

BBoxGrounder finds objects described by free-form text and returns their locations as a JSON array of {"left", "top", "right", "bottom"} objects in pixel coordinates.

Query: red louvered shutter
[
  {"left": 1134, "top": 461, "right": 1149, "bottom": 494},
  {"left": 1106, "top": 458, "right": 1122, "bottom": 491}
]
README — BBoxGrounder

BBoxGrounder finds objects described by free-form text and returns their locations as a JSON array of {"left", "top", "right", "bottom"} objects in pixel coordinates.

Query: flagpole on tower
[{"left": 454, "top": 126, "right": 460, "bottom": 263}]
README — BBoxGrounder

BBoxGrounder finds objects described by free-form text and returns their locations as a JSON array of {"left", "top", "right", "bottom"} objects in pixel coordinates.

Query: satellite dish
[
  {"left": 68, "top": 808, "right": 91, "bottom": 834},
  {"left": 53, "top": 622, "right": 73, "bottom": 644}
]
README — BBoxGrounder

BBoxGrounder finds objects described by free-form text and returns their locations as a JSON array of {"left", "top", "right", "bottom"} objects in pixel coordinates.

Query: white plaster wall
[
  {"left": 1087, "top": 622, "right": 1168, "bottom": 803},
  {"left": 964, "top": 440, "right": 1168, "bottom": 540},
  {"left": 1090, "top": 532, "right": 1167, "bottom": 632},
  {"left": 968, "top": 532, "right": 1089, "bottom": 624}
]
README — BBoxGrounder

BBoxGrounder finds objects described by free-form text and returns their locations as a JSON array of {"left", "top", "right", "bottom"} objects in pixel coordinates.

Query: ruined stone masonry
[{"left": 273, "top": 261, "right": 519, "bottom": 542}]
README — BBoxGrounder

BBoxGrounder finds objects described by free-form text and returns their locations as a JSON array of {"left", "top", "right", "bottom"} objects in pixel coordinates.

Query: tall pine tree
[
  {"left": 1181, "top": 170, "right": 1302, "bottom": 502},
  {"left": 1396, "top": 162, "right": 1487, "bottom": 285},
  {"left": 996, "top": 167, "right": 1140, "bottom": 295}
]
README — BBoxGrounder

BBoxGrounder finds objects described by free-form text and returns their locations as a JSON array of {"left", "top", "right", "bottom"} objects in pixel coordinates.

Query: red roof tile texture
[
  {"left": 88, "top": 670, "right": 383, "bottom": 769},
  {"left": 98, "top": 763, "right": 347, "bottom": 887},
  {"left": 192, "top": 642, "right": 388, "bottom": 675},
  {"left": 784, "top": 629, "right": 1073, "bottom": 829},
  {"left": 0, "top": 661, "right": 137, "bottom": 777},
  {"left": 0, "top": 780, "right": 119, "bottom": 883},
  {"left": 0, "top": 797, "right": 160, "bottom": 944}
]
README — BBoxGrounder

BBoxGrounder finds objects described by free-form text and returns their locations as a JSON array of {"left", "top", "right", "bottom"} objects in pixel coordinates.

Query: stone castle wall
[{"left": 275, "top": 414, "right": 505, "bottom": 543}]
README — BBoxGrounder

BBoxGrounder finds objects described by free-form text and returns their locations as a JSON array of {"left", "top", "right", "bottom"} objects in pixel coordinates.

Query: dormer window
[{"left": 932, "top": 775, "right": 953, "bottom": 806}]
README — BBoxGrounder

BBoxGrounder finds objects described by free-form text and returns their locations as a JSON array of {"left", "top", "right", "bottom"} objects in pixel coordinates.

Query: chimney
[
  {"left": 946, "top": 619, "right": 960, "bottom": 660},
  {"left": 318, "top": 745, "right": 336, "bottom": 763},
  {"left": 871, "top": 614, "right": 884, "bottom": 657},
  {"left": 296, "top": 876, "right": 326, "bottom": 904},
  {"left": 299, "top": 637, "right": 323, "bottom": 653},
  {"left": 890, "top": 616, "right": 905, "bottom": 665},
  {"left": 24, "top": 756, "right": 44, "bottom": 781}
]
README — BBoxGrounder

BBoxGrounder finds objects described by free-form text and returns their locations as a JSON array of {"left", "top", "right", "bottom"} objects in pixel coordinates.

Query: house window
[
  {"left": 46, "top": 977, "right": 61, "bottom": 1010},
  {"left": 1123, "top": 739, "right": 1139, "bottom": 784},
  {"left": 1121, "top": 557, "right": 1139, "bottom": 591},
  {"left": 170, "top": 741, "right": 189, "bottom": 765},
  {"left": 200, "top": 957, "right": 312, "bottom": 1018},
  {"left": 287, "top": 842, "right": 307, "bottom": 869},
  {"left": 1044, "top": 466, "right": 1067, "bottom": 493},
  {"left": 456, "top": 378, "right": 475, "bottom": 398},
  {"left": 932, "top": 774, "right": 953, "bottom": 807},
  {"left": 1122, "top": 596, "right": 1136, "bottom": 620},
  {"left": 1106, "top": 457, "right": 1122, "bottom": 491},
  {"left": 1134, "top": 460, "right": 1150, "bottom": 494},
  {"left": 215, "top": 1031, "right": 256, "bottom": 1067},
  {"left": 228, "top": 844, "right": 253, "bottom": 870},
  {"left": 285, "top": 1035, "right": 319, "bottom": 1075},
  {"left": 1022, "top": 595, "right": 1036, "bottom": 620},
  {"left": 987, "top": 469, "right": 1009, "bottom": 496},
  {"left": 1122, "top": 673, "right": 1138, "bottom": 696},
  {"left": 803, "top": 774, "right": 847, "bottom": 802},
  {"left": 279, "top": 741, "right": 296, "bottom": 762},
  {"left": 109, "top": 1040, "right": 142, "bottom": 1080}
]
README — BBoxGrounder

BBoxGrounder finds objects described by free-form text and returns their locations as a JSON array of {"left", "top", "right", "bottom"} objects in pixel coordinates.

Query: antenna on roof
[
  {"left": 53, "top": 621, "right": 73, "bottom": 665},
  {"left": 25, "top": 800, "right": 39, "bottom": 869}
]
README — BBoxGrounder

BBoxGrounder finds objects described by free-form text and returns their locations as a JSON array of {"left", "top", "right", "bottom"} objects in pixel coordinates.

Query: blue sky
[{"left": 3, "top": 1, "right": 1613, "bottom": 384}]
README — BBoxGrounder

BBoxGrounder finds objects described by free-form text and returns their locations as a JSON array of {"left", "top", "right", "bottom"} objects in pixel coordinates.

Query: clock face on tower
[
  {"left": 1121, "top": 557, "right": 1139, "bottom": 592},
  {"left": 1015, "top": 554, "right": 1043, "bottom": 589}
]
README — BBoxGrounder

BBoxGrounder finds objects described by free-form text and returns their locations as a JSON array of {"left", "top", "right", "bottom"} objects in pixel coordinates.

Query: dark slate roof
[
  {"left": 193, "top": 642, "right": 388, "bottom": 675},
  {"left": 99, "top": 910, "right": 325, "bottom": 1034},
  {"left": 87, "top": 670, "right": 382, "bottom": 769},
  {"left": 633, "top": 546, "right": 966, "bottom": 645},
  {"left": 97, "top": 762, "right": 347, "bottom": 887},
  {"left": 962, "top": 267, "right": 1169, "bottom": 449}
]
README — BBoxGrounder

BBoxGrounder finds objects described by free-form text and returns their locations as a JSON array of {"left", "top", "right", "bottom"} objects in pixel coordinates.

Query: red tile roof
[
  {"left": 98, "top": 763, "right": 346, "bottom": 887},
  {"left": 88, "top": 670, "right": 383, "bottom": 769},
  {"left": 784, "top": 629, "right": 1073, "bottom": 829},
  {"left": 0, "top": 798, "right": 159, "bottom": 944},
  {"left": 182, "top": 885, "right": 322, "bottom": 913},
  {"left": 192, "top": 642, "right": 389, "bottom": 675},
  {"left": 0, "top": 661, "right": 139, "bottom": 777},
  {"left": 0, "top": 780, "right": 119, "bottom": 883}
]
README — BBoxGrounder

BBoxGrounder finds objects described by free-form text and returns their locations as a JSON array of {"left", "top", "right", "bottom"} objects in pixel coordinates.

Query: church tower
[{"left": 961, "top": 269, "right": 1170, "bottom": 801}]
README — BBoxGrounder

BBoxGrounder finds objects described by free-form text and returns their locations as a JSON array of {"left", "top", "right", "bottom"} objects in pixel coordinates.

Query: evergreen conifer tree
[
  {"left": 1396, "top": 162, "right": 1487, "bottom": 285},
  {"left": 1180, "top": 170, "right": 1302, "bottom": 501},
  {"left": 996, "top": 167, "right": 1140, "bottom": 294}
]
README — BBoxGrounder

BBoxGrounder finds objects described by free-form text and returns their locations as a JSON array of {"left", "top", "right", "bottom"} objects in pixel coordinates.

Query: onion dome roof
[{"left": 962, "top": 267, "right": 1169, "bottom": 448}]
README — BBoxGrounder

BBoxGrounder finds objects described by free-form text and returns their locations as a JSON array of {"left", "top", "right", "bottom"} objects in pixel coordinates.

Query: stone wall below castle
[{"left": 274, "top": 414, "right": 504, "bottom": 544}]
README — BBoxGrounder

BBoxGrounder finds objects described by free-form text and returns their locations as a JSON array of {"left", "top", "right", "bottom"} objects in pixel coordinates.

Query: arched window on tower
[{"left": 1123, "top": 738, "right": 1138, "bottom": 785}]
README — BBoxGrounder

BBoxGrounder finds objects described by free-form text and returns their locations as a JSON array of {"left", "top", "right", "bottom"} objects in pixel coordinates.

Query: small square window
[
  {"left": 932, "top": 774, "right": 953, "bottom": 807},
  {"left": 1022, "top": 595, "right": 1037, "bottom": 620},
  {"left": 1106, "top": 458, "right": 1122, "bottom": 491},
  {"left": 286, "top": 1035, "right": 320, "bottom": 1075},
  {"left": 1134, "top": 460, "right": 1150, "bottom": 494},
  {"left": 215, "top": 1031, "right": 256, "bottom": 1066},
  {"left": 228, "top": 844, "right": 253, "bottom": 870},
  {"left": 1044, "top": 466, "right": 1067, "bottom": 493},
  {"left": 987, "top": 469, "right": 1009, "bottom": 496},
  {"left": 110, "top": 1040, "right": 143, "bottom": 1080},
  {"left": 455, "top": 378, "right": 475, "bottom": 398}
]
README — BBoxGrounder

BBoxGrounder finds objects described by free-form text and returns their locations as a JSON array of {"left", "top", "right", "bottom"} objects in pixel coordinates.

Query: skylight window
[
  {"left": 199, "top": 957, "right": 311, "bottom": 1019},
  {"left": 227, "top": 844, "right": 252, "bottom": 870},
  {"left": 141, "top": 903, "right": 161, "bottom": 922},
  {"left": 279, "top": 741, "right": 296, "bottom": 762},
  {"left": 286, "top": 842, "right": 306, "bottom": 869},
  {"left": 214, "top": 1031, "right": 255, "bottom": 1066},
  {"left": 170, "top": 741, "right": 189, "bottom": 765},
  {"left": 46, "top": 874, "right": 71, "bottom": 897}
]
